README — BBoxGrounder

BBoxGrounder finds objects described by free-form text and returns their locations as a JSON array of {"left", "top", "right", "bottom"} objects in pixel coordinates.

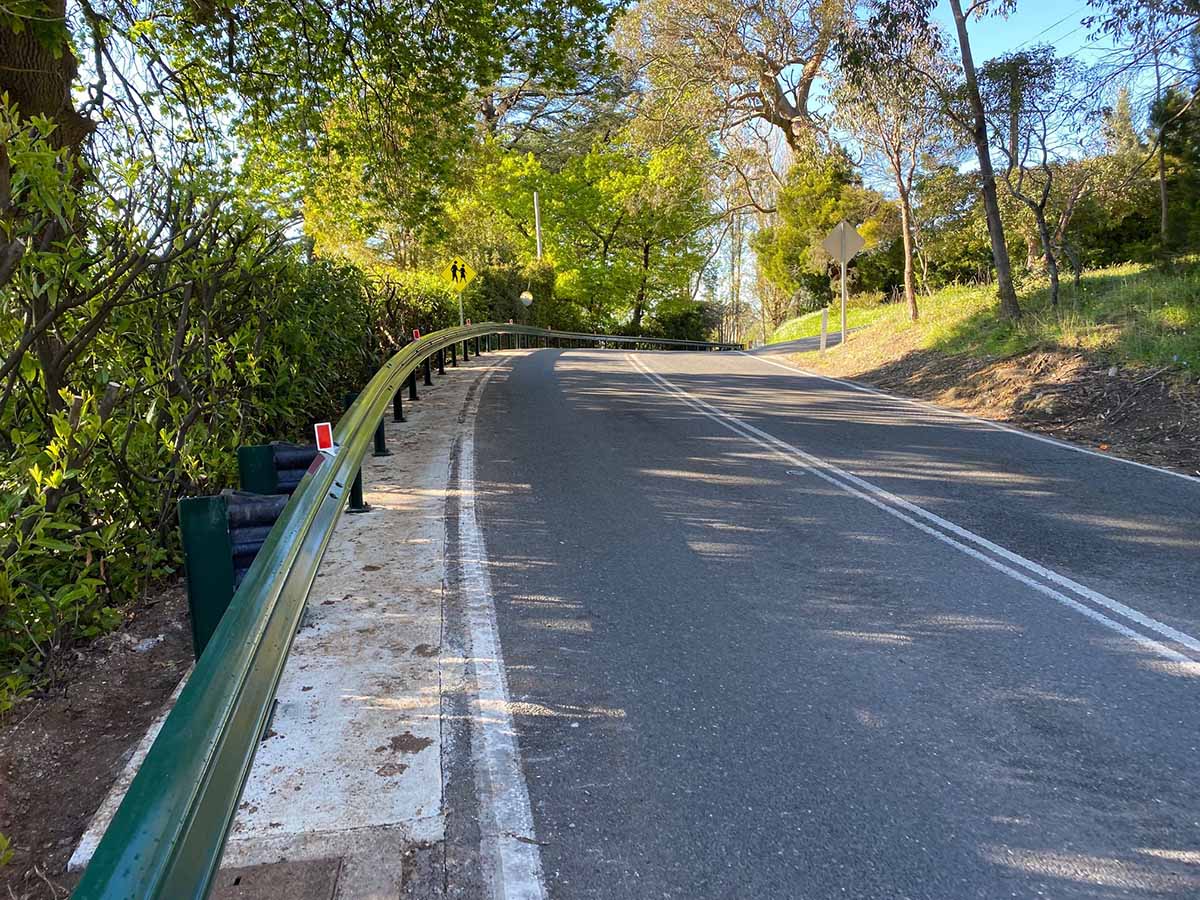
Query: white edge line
[
  {"left": 739, "top": 350, "right": 1200, "bottom": 485},
  {"left": 458, "top": 364, "right": 549, "bottom": 900},
  {"left": 627, "top": 353, "right": 1197, "bottom": 665}
]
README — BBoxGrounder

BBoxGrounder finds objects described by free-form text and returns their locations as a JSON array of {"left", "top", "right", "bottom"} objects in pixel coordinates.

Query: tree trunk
[
  {"left": 898, "top": 190, "right": 919, "bottom": 321},
  {"left": 632, "top": 241, "right": 650, "bottom": 332},
  {"left": 0, "top": 2, "right": 93, "bottom": 152},
  {"left": 947, "top": 0, "right": 1021, "bottom": 320},
  {"left": 1035, "top": 212, "right": 1059, "bottom": 307},
  {"left": 730, "top": 216, "right": 743, "bottom": 342},
  {"left": 1025, "top": 232, "right": 1041, "bottom": 270},
  {"left": 1154, "top": 49, "right": 1170, "bottom": 252},
  {"left": 1158, "top": 135, "right": 1169, "bottom": 249}
]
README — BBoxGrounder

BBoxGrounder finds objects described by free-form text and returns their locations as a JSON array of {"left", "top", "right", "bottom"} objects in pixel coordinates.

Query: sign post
[
  {"left": 820, "top": 221, "right": 865, "bottom": 347},
  {"left": 440, "top": 256, "right": 477, "bottom": 325}
]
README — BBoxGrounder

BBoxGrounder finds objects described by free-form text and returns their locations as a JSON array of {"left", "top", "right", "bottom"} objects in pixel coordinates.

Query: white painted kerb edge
[{"left": 458, "top": 365, "right": 549, "bottom": 900}]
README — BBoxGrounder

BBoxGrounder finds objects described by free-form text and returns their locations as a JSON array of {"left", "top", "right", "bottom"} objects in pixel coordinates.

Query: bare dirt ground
[
  {"left": 793, "top": 345, "right": 1200, "bottom": 478},
  {"left": 0, "top": 585, "right": 193, "bottom": 898}
]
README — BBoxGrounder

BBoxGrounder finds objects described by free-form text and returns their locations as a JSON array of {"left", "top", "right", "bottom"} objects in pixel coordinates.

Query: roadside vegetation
[
  {"left": 3, "top": 0, "right": 1199, "bottom": 708},
  {"left": 770, "top": 302, "right": 889, "bottom": 344},
  {"left": 774, "top": 261, "right": 1200, "bottom": 376}
]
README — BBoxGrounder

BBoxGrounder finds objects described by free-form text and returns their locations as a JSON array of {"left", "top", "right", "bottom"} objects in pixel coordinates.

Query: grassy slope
[
  {"left": 769, "top": 304, "right": 888, "bottom": 343},
  {"left": 785, "top": 262, "right": 1200, "bottom": 376}
]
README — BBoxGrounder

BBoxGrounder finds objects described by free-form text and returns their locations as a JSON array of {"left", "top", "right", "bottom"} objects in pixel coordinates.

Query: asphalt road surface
[{"left": 469, "top": 348, "right": 1200, "bottom": 900}]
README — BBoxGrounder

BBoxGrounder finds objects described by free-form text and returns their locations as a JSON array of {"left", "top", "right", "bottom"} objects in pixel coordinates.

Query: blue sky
[{"left": 932, "top": 0, "right": 1110, "bottom": 64}]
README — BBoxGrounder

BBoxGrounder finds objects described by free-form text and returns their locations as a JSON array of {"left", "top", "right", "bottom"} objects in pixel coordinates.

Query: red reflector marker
[
  {"left": 314, "top": 422, "right": 334, "bottom": 452},
  {"left": 413, "top": 328, "right": 421, "bottom": 340}
]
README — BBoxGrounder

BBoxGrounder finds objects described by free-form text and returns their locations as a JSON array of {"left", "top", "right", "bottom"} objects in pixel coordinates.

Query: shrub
[{"left": 0, "top": 101, "right": 376, "bottom": 689}]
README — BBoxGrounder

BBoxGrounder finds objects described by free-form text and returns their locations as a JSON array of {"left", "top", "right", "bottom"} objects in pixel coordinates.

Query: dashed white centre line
[{"left": 628, "top": 353, "right": 1200, "bottom": 665}]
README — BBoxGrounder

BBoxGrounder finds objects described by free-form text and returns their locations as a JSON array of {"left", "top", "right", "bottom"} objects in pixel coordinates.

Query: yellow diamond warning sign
[{"left": 441, "top": 256, "right": 476, "bottom": 292}]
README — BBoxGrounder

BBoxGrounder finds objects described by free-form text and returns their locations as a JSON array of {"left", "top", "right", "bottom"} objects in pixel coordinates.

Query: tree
[
  {"left": 1088, "top": 1, "right": 1200, "bottom": 253},
  {"left": 870, "top": 0, "right": 1022, "bottom": 319},
  {"left": 979, "top": 47, "right": 1100, "bottom": 305},
  {"left": 616, "top": 0, "right": 848, "bottom": 152},
  {"left": 912, "top": 164, "right": 993, "bottom": 286},
  {"left": 752, "top": 151, "right": 895, "bottom": 310},
  {"left": 837, "top": 27, "right": 958, "bottom": 320},
  {"left": 1149, "top": 79, "right": 1200, "bottom": 252},
  {"left": 1105, "top": 87, "right": 1144, "bottom": 155}
]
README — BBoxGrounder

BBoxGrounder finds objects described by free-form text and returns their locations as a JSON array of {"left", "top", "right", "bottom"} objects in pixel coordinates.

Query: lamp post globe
[{"left": 519, "top": 290, "right": 534, "bottom": 308}]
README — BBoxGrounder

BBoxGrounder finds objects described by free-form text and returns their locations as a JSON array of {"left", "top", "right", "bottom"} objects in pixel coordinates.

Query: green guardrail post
[
  {"left": 178, "top": 495, "right": 235, "bottom": 658},
  {"left": 237, "top": 445, "right": 278, "bottom": 494}
]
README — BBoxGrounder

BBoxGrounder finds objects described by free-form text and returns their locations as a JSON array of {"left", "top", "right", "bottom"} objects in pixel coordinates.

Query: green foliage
[
  {"left": 372, "top": 132, "right": 718, "bottom": 337},
  {"left": 372, "top": 270, "right": 464, "bottom": 347},
  {"left": 0, "top": 100, "right": 376, "bottom": 685},
  {"left": 753, "top": 151, "right": 899, "bottom": 310},
  {"left": 1151, "top": 83, "right": 1200, "bottom": 254},
  {"left": 642, "top": 294, "right": 721, "bottom": 341},
  {"left": 912, "top": 165, "right": 994, "bottom": 287}
]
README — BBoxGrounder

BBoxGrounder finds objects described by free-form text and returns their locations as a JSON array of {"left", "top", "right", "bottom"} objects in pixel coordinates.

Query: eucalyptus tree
[
  {"left": 979, "top": 47, "right": 1101, "bottom": 305},
  {"left": 867, "top": 0, "right": 1022, "bottom": 320},
  {"left": 616, "top": 0, "right": 849, "bottom": 153},
  {"left": 836, "top": 27, "right": 958, "bottom": 320}
]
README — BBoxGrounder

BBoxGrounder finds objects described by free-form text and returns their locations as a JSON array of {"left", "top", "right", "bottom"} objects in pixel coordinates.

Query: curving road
[{"left": 454, "top": 347, "right": 1200, "bottom": 900}]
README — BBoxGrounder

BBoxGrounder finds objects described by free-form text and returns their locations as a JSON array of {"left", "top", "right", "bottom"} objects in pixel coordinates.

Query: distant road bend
[{"left": 449, "top": 346, "right": 1200, "bottom": 900}]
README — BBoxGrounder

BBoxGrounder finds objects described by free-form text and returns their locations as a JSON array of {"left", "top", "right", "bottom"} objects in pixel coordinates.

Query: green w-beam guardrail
[{"left": 72, "top": 324, "right": 740, "bottom": 899}]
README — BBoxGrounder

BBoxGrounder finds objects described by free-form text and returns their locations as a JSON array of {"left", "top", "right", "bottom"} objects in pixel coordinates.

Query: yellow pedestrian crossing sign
[{"left": 441, "top": 256, "right": 476, "bottom": 292}]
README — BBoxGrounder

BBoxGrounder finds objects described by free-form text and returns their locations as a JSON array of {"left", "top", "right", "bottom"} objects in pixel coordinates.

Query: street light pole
[{"left": 533, "top": 191, "right": 543, "bottom": 261}]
